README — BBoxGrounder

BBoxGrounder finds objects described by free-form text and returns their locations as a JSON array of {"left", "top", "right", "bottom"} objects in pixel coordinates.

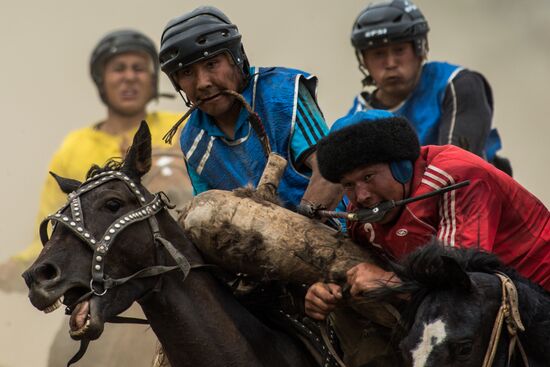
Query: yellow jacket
[{"left": 15, "top": 111, "right": 182, "bottom": 262}]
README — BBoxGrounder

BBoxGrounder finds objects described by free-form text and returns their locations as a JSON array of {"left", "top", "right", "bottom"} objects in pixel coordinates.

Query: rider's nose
[
  {"left": 386, "top": 54, "right": 397, "bottom": 68},
  {"left": 355, "top": 185, "right": 372, "bottom": 206},
  {"left": 196, "top": 68, "right": 212, "bottom": 91},
  {"left": 122, "top": 68, "right": 138, "bottom": 81}
]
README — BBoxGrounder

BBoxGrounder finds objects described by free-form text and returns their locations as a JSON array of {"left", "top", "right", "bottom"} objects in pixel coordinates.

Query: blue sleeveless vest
[
  {"left": 347, "top": 61, "right": 501, "bottom": 160},
  {"left": 180, "top": 67, "right": 315, "bottom": 209}
]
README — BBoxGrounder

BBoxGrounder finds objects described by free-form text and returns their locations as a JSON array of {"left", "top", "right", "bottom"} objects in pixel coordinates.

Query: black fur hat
[{"left": 317, "top": 112, "right": 420, "bottom": 183}]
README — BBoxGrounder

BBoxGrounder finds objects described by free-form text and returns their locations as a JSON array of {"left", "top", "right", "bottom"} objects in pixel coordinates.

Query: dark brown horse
[
  {"left": 47, "top": 144, "right": 194, "bottom": 367},
  {"left": 23, "top": 122, "right": 315, "bottom": 367}
]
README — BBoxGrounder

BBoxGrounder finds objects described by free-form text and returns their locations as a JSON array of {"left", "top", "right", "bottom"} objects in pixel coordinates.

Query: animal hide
[{"left": 179, "top": 153, "right": 375, "bottom": 284}]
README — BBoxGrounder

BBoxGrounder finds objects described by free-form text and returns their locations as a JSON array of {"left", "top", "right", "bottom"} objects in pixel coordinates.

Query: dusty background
[{"left": 1, "top": 0, "right": 548, "bottom": 366}]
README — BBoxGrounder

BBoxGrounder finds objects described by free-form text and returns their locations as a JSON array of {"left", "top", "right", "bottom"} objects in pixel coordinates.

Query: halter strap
[
  {"left": 39, "top": 170, "right": 208, "bottom": 367},
  {"left": 481, "top": 272, "right": 529, "bottom": 367}
]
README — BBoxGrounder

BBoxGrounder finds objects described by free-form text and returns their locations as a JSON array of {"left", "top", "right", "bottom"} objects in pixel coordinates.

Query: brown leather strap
[
  {"left": 320, "top": 319, "right": 347, "bottom": 367},
  {"left": 481, "top": 272, "right": 529, "bottom": 367}
]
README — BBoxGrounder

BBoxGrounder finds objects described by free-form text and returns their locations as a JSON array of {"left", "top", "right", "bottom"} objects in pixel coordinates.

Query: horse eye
[
  {"left": 105, "top": 199, "right": 122, "bottom": 212},
  {"left": 452, "top": 341, "right": 473, "bottom": 359}
]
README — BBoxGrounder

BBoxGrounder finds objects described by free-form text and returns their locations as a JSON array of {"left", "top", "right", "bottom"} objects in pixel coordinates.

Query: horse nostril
[
  {"left": 21, "top": 270, "right": 33, "bottom": 288},
  {"left": 32, "top": 263, "right": 61, "bottom": 283}
]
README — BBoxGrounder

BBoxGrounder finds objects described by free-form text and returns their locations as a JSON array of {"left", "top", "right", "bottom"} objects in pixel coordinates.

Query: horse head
[
  {"left": 397, "top": 246, "right": 502, "bottom": 367},
  {"left": 374, "top": 243, "right": 550, "bottom": 367},
  {"left": 22, "top": 121, "right": 191, "bottom": 342}
]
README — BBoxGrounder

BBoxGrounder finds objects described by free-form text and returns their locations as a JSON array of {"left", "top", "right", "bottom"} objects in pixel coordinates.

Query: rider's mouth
[
  {"left": 197, "top": 92, "right": 222, "bottom": 104},
  {"left": 358, "top": 202, "right": 379, "bottom": 211},
  {"left": 121, "top": 88, "right": 138, "bottom": 99},
  {"left": 384, "top": 76, "right": 403, "bottom": 84}
]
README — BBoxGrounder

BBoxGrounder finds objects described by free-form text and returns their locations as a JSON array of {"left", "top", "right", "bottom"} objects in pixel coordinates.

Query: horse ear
[
  {"left": 122, "top": 121, "right": 152, "bottom": 180},
  {"left": 441, "top": 255, "right": 471, "bottom": 291},
  {"left": 50, "top": 171, "right": 82, "bottom": 194}
]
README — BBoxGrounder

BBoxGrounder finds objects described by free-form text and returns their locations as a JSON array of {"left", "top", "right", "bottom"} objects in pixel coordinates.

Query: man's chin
[
  {"left": 377, "top": 208, "right": 402, "bottom": 226},
  {"left": 108, "top": 102, "right": 148, "bottom": 118},
  {"left": 198, "top": 97, "right": 239, "bottom": 119},
  {"left": 382, "top": 83, "right": 414, "bottom": 99}
]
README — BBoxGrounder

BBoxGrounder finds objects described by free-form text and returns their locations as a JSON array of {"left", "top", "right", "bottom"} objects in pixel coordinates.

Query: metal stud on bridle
[{"left": 39, "top": 170, "right": 188, "bottom": 298}]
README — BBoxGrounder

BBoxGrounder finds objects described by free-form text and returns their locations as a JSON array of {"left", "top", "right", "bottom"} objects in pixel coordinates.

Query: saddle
[{"left": 267, "top": 308, "right": 343, "bottom": 367}]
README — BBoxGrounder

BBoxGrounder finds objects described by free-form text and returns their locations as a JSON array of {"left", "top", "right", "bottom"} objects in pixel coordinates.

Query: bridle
[
  {"left": 40, "top": 169, "right": 193, "bottom": 299},
  {"left": 481, "top": 272, "right": 529, "bottom": 367},
  {"left": 39, "top": 169, "right": 206, "bottom": 366}
]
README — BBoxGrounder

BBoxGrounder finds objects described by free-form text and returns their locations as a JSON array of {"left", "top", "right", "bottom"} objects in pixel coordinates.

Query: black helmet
[
  {"left": 159, "top": 6, "right": 249, "bottom": 91},
  {"left": 351, "top": 0, "right": 429, "bottom": 56},
  {"left": 90, "top": 29, "right": 159, "bottom": 103}
]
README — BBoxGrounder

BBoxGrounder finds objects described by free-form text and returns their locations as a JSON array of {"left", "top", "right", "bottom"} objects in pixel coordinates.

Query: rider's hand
[
  {"left": 304, "top": 282, "right": 342, "bottom": 320},
  {"left": 346, "top": 262, "right": 400, "bottom": 297}
]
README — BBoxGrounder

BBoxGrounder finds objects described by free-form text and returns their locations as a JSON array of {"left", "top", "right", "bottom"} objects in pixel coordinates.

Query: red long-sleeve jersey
[{"left": 349, "top": 145, "right": 550, "bottom": 290}]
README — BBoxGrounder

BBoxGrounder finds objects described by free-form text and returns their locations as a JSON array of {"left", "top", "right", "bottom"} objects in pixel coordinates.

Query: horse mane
[
  {"left": 86, "top": 158, "right": 123, "bottom": 179},
  {"left": 361, "top": 240, "right": 539, "bottom": 335},
  {"left": 396, "top": 240, "right": 507, "bottom": 287}
]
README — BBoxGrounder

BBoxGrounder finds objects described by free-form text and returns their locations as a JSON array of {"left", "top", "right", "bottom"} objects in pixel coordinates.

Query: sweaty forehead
[{"left": 341, "top": 162, "right": 389, "bottom": 181}]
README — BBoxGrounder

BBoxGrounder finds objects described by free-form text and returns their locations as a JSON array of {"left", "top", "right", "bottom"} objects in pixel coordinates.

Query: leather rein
[{"left": 481, "top": 272, "right": 529, "bottom": 367}]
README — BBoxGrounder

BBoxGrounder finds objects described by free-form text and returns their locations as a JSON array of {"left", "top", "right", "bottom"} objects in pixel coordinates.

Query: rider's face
[
  {"left": 341, "top": 163, "right": 406, "bottom": 225},
  {"left": 361, "top": 42, "right": 423, "bottom": 101},
  {"left": 102, "top": 52, "right": 154, "bottom": 116},
  {"left": 174, "top": 53, "right": 244, "bottom": 121}
]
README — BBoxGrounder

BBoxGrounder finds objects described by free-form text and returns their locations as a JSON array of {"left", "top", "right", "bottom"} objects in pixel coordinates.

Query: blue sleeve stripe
[
  {"left": 295, "top": 113, "right": 314, "bottom": 146},
  {"left": 185, "top": 160, "right": 210, "bottom": 195},
  {"left": 297, "top": 100, "right": 322, "bottom": 143},
  {"left": 298, "top": 93, "right": 327, "bottom": 139}
]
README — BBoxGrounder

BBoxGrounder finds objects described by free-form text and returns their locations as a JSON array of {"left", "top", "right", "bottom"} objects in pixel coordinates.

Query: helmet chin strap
[
  {"left": 355, "top": 50, "right": 375, "bottom": 88},
  {"left": 178, "top": 90, "right": 193, "bottom": 108}
]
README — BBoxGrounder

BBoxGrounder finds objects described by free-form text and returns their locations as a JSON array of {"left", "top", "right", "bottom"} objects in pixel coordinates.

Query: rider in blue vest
[
  {"left": 159, "top": 6, "right": 343, "bottom": 215},
  {"left": 347, "top": 0, "right": 512, "bottom": 175}
]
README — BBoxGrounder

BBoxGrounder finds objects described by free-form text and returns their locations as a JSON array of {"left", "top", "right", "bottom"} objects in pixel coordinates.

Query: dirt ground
[{"left": 0, "top": 292, "right": 64, "bottom": 367}]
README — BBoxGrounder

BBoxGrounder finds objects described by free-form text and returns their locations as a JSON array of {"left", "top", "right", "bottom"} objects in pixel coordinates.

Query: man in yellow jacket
[{"left": 1, "top": 29, "right": 184, "bottom": 289}]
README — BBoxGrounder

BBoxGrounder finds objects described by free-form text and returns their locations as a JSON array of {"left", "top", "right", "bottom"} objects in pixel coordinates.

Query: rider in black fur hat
[{"left": 317, "top": 110, "right": 420, "bottom": 185}]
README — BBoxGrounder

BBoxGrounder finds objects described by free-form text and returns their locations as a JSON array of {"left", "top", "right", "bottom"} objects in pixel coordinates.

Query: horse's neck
[
  {"left": 139, "top": 270, "right": 310, "bottom": 367},
  {"left": 138, "top": 272, "right": 258, "bottom": 366},
  {"left": 138, "top": 216, "right": 308, "bottom": 367},
  {"left": 515, "top": 280, "right": 550, "bottom": 363}
]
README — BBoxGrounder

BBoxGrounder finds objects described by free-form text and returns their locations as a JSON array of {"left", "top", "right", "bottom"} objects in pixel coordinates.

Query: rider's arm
[
  {"left": 438, "top": 70, "right": 493, "bottom": 157},
  {"left": 290, "top": 82, "right": 329, "bottom": 173},
  {"left": 437, "top": 177, "right": 500, "bottom": 250},
  {"left": 301, "top": 153, "right": 344, "bottom": 211},
  {"left": 13, "top": 151, "right": 70, "bottom": 263},
  {"left": 291, "top": 82, "right": 343, "bottom": 210},
  {"left": 346, "top": 262, "right": 400, "bottom": 296}
]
